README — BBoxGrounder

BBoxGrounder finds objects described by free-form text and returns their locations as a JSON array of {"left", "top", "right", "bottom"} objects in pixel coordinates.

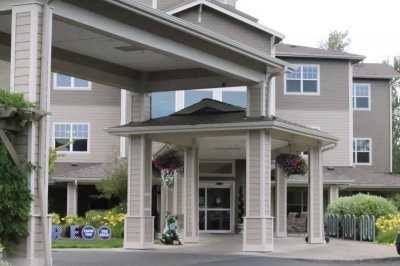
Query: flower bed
[{"left": 376, "top": 213, "right": 400, "bottom": 244}]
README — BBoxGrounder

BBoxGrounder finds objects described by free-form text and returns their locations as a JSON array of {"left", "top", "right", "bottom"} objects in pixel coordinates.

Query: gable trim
[{"left": 167, "top": 0, "right": 284, "bottom": 41}]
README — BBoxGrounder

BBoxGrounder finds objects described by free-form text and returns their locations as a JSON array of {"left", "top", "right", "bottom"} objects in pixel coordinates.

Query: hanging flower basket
[
  {"left": 153, "top": 149, "right": 183, "bottom": 188},
  {"left": 276, "top": 153, "right": 308, "bottom": 176}
]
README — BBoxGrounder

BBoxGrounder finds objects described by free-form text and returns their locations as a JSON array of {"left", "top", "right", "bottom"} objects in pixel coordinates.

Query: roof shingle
[{"left": 353, "top": 63, "right": 400, "bottom": 80}]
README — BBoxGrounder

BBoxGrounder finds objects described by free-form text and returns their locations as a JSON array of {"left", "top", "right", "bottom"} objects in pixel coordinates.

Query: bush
[
  {"left": 376, "top": 214, "right": 400, "bottom": 244},
  {"left": 327, "top": 193, "right": 397, "bottom": 218},
  {"left": 0, "top": 261, "right": 12, "bottom": 266},
  {"left": 0, "top": 90, "right": 34, "bottom": 109},
  {"left": 96, "top": 160, "right": 128, "bottom": 205},
  {"left": 390, "top": 193, "right": 400, "bottom": 211},
  {"left": 0, "top": 144, "right": 32, "bottom": 253}
]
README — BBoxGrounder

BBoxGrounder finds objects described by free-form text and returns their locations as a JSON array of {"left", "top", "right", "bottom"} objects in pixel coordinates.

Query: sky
[{"left": 236, "top": 0, "right": 400, "bottom": 63}]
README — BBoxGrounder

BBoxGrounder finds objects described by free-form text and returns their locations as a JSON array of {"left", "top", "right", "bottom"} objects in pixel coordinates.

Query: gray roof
[
  {"left": 353, "top": 63, "right": 400, "bottom": 80},
  {"left": 288, "top": 167, "right": 400, "bottom": 189},
  {"left": 276, "top": 43, "right": 365, "bottom": 62},
  {"left": 164, "top": 0, "right": 259, "bottom": 22},
  {"left": 51, "top": 163, "right": 109, "bottom": 180}
]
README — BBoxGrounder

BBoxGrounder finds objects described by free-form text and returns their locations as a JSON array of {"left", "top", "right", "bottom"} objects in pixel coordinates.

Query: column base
[
  {"left": 124, "top": 216, "right": 154, "bottom": 249},
  {"left": 307, "top": 236, "right": 325, "bottom": 244},
  {"left": 183, "top": 236, "right": 199, "bottom": 244},
  {"left": 275, "top": 232, "right": 287, "bottom": 238},
  {"left": 243, "top": 217, "right": 274, "bottom": 252}
]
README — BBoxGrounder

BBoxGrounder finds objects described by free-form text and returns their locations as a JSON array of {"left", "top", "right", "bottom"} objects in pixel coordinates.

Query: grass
[
  {"left": 376, "top": 230, "right": 398, "bottom": 245},
  {"left": 52, "top": 238, "right": 123, "bottom": 249}
]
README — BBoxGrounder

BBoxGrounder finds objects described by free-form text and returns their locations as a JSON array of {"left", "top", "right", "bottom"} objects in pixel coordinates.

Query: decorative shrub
[
  {"left": 389, "top": 193, "right": 400, "bottom": 211},
  {"left": 276, "top": 153, "right": 308, "bottom": 176},
  {"left": 0, "top": 261, "right": 12, "bottom": 266},
  {"left": 51, "top": 213, "right": 61, "bottom": 225},
  {"left": 327, "top": 193, "right": 397, "bottom": 218},
  {"left": 376, "top": 214, "right": 400, "bottom": 244},
  {"left": 0, "top": 144, "right": 32, "bottom": 253}
]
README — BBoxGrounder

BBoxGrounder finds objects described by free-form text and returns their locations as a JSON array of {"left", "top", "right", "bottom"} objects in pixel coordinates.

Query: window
[
  {"left": 54, "top": 123, "right": 89, "bottom": 153},
  {"left": 184, "top": 90, "right": 213, "bottom": 107},
  {"left": 353, "top": 138, "right": 371, "bottom": 165},
  {"left": 54, "top": 73, "right": 91, "bottom": 91},
  {"left": 353, "top": 83, "right": 371, "bottom": 110},
  {"left": 221, "top": 88, "right": 247, "bottom": 107},
  {"left": 285, "top": 65, "right": 319, "bottom": 94},
  {"left": 199, "top": 161, "right": 236, "bottom": 177},
  {"left": 151, "top": 91, "right": 176, "bottom": 118}
]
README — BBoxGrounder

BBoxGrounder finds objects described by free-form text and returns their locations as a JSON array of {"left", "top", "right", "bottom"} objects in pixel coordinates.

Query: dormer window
[{"left": 285, "top": 65, "right": 320, "bottom": 95}]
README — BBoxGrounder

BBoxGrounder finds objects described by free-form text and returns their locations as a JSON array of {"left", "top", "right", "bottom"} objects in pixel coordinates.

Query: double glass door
[{"left": 199, "top": 182, "right": 234, "bottom": 233}]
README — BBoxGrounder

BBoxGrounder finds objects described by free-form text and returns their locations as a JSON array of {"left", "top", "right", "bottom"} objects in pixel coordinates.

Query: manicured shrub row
[{"left": 327, "top": 193, "right": 397, "bottom": 218}]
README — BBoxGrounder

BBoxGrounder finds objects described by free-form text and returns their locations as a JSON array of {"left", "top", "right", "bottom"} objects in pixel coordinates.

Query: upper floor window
[
  {"left": 353, "top": 138, "right": 371, "bottom": 165},
  {"left": 151, "top": 91, "right": 176, "bottom": 118},
  {"left": 54, "top": 73, "right": 91, "bottom": 91},
  {"left": 285, "top": 65, "right": 320, "bottom": 95},
  {"left": 54, "top": 123, "right": 89, "bottom": 153},
  {"left": 353, "top": 83, "right": 371, "bottom": 110}
]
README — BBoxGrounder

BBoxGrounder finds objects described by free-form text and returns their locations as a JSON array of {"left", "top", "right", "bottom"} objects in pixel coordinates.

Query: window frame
[
  {"left": 353, "top": 83, "right": 371, "bottom": 111},
  {"left": 284, "top": 64, "right": 320, "bottom": 95},
  {"left": 199, "top": 160, "right": 236, "bottom": 178},
  {"left": 53, "top": 73, "right": 92, "bottom": 91},
  {"left": 353, "top": 137, "right": 372, "bottom": 166},
  {"left": 53, "top": 122, "right": 91, "bottom": 154}
]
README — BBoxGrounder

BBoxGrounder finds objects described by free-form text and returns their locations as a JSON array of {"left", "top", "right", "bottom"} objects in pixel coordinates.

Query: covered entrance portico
[{"left": 109, "top": 98, "right": 338, "bottom": 252}]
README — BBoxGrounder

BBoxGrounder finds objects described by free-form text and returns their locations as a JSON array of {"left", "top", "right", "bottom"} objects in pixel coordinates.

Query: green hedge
[
  {"left": 327, "top": 193, "right": 397, "bottom": 218},
  {"left": 0, "top": 144, "right": 32, "bottom": 253}
]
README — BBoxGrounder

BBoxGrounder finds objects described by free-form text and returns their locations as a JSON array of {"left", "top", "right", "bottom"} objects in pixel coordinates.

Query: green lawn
[{"left": 52, "top": 238, "right": 123, "bottom": 249}]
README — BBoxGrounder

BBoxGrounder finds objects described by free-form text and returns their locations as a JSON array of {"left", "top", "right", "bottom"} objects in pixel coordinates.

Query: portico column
[
  {"left": 10, "top": 2, "right": 53, "bottom": 265},
  {"left": 329, "top": 185, "right": 340, "bottom": 204},
  {"left": 308, "top": 145, "right": 324, "bottom": 244},
  {"left": 183, "top": 144, "right": 199, "bottom": 243},
  {"left": 124, "top": 92, "right": 154, "bottom": 249},
  {"left": 275, "top": 167, "right": 287, "bottom": 238},
  {"left": 66, "top": 182, "right": 78, "bottom": 216},
  {"left": 243, "top": 129, "right": 273, "bottom": 252}
]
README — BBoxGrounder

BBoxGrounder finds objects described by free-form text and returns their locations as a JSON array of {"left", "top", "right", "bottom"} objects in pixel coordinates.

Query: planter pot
[{"left": 0, "top": 106, "right": 17, "bottom": 118}]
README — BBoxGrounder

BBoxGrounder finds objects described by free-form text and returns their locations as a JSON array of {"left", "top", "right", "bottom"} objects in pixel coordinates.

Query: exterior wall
[
  {"left": 353, "top": 78, "right": 391, "bottom": 172},
  {"left": 50, "top": 81, "right": 121, "bottom": 163},
  {"left": 276, "top": 58, "right": 352, "bottom": 167},
  {"left": 0, "top": 60, "right": 10, "bottom": 88},
  {"left": 176, "top": 6, "right": 272, "bottom": 54}
]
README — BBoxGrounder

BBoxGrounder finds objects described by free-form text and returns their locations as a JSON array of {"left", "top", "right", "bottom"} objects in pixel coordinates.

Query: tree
[
  {"left": 390, "top": 57, "right": 400, "bottom": 173},
  {"left": 96, "top": 159, "right": 128, "bottom": 206},
  {"left": 320, "top": 30, "right": 351, "bottom": 51}
]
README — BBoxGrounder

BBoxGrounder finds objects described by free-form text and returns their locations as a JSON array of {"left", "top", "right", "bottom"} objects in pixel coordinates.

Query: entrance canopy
[
  {"left": 108, "top": 98, "right": 338, "bottom": 151},
  {"left": 0, "top": 0, "right": 292, "bottom": 92}
]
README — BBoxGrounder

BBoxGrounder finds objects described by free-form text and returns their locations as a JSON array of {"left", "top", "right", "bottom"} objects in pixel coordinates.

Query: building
[{"left": 0, "top": 0, "right": 398, "bottom": 263}]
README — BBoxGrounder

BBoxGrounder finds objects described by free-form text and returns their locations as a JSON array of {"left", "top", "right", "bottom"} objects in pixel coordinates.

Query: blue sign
[
  {"left": 98, "top": 226, "right": 112, "bottom": 240},
  {"left": 52, "top": 225, "right": 63, "bottom": 241},
  {"left": 70, "top": 225, "right": 81, "bottom": 240},
  {"left": 81, "top": 225, "right": 96, "bottom": 240}
]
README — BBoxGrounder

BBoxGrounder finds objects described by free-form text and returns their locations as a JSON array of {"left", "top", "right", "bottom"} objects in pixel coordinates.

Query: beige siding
[
  {"left": 176, "top": 6, "right": 272, "bottom": 54},
  {"left": 353, "top": 79, "right": 391, "bottom": 172},
  {"left": 51, "top": 82, "right": 121, "bottom": 163},
  {"left": 0, "top": 60, "right": 10, "bottom": 88},
  {"left": 276, "top": 58, "right": 352, "bottom": 167}
]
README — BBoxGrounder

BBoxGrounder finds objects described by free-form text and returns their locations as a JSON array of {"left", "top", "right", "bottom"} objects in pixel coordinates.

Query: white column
[
  {"left": 329, "top": 185, "right": 339, "bottom": 204},
  {"left": 275, "top": 167, "right": 287, "bottom": 238},
  {"left": 173, "top": 170, "right": 184, "bottom": 231},
  {"left": 160, "top": 184, "right": 174, "bottom": 230},
  {"left": 183, "top": 144, "right": 199, "bottom": 243},
  {"left": 124, "top": 92, "right": 153, "bottom": 249},
  {"left": 66, "top": 182, "right": 78, "bottom": 216},
  {"left": 124, "top": 134, "right": 154, "bottom": 249},
  {"left": 243, "top": 129, "right": 273, "bottom": 252},
  {"left": 10, "top": 3, "right": 52, "bottom": 265},
  {"left": 308, "top": 145, "right": 324, "bottom": 244}
]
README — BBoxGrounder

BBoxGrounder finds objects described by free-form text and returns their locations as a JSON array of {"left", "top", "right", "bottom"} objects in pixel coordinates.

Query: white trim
[
  {"left": 53, "top": 73, "right": 92, "bottom": 91},
  {"left": 284, "top": 64, "right": 320, "bottom": 96},
  {"left": 390, "top": 82, "right": 393, "bottom": 172},
  {"left": 199, "top": 160, "right": 236, "bottom": 177},
  {"left": 348, "top": 62, "right": 354, "bottom": 167},
  {"left": 352, "top": 83, "right": 371, "bottom": 111},
  {"left": 353, "top": 137, "right": 372, "bottom": 166},
  {"left": 166, "top": 0, "right": 285, "bottom": 40},
  {"left": 199, "top": 180, "right": 235, "bottom": 234},
  {"left": 120, "top": 90, "right": 127, "bottom": 158},
  {"left": 53, "top": 122, "right": 91, "bottom": 154}
]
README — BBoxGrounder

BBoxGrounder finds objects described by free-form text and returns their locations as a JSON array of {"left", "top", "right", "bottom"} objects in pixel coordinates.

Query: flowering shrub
[
  {"left": 51, "top": 213, "right": 61, "bottom": 225},
  {"left": 276, "top": 153, "right": 308, "bottom": 176},
  {"left": 376, "top": 214, "right": 400, "bottom": 244},
  {"left": 153, "top": 150, "right": 183, "bottom": 171}
]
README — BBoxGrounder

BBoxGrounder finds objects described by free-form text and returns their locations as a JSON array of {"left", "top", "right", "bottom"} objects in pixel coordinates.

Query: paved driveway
[{"left": 53, "top": 250, "right": 400, "bottom": 266}]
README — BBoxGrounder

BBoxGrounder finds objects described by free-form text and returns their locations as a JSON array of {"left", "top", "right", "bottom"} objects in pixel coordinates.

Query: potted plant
[
  {"left": 276, "top": 153, "right": 308, "bottom": 176},
  {"left": 153, "top": 149, "right": 183, "bottom": 188}
]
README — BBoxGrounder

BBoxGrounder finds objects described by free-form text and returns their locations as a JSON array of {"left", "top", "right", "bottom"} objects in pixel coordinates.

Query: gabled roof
[
  {"left": 108, "top": 99, "right": 338, "bottom": 145},
  {"left": 276, "top": 43, "right": 365, "bottom": 62},
  {"left": 353, "top": 63, "right": 400, "bottom": 80},
  {"left": 166, "top": 0, "right": 285, "bottom": 42}
]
